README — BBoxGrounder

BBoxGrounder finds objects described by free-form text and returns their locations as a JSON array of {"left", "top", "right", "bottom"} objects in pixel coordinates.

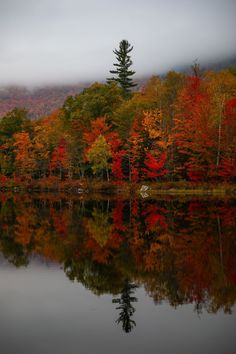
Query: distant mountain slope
[{"left": 0, "top": 84, "right": 89, "bottom": 119}]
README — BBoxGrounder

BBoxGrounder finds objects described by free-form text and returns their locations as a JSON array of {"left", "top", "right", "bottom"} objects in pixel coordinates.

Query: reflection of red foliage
[
  {"left": 143, "top": 205, "right": 167, "bottom": 230},
  {"left": 188, "top": 201, "right": 203, "bottom": 213},
  {"left": 50, "top": 207, "right": 68, "bottom": 238},
  {"left": 0, "top": 193, "right": 7, "bottom": 204},
  {"left": 146, "top": 213, "right": 166, "bottom": 230},
  {"left": 113, "top": 200, "right": 127, "bottom": 231},
  {"left": 0, "top": 175, "right": 8, "bottom": 186},
  {"left": 227, "top": 256, "right": 236, "bottom": 284},
  {"left": 219, "top": 206, "right": 236, "bottom": 227},
  {"left": 112, "top": 151, "right": 126, "bottom": 181},
  {"left": 110, "top": 232, "right": 123, "bottom": 249},
  {"left": 131, "top": 199, "right": 139, "bottom": 218},
  {"left": 85, "top": 232, "right": 123, "bottom": 265},
  {"left": 86, "top": 238, "right": 111, "bottom": 264}
]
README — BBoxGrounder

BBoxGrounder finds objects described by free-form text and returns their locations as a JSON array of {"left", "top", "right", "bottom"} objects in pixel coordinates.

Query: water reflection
[
  {"left": 0, "top": 193, "right": 236, "bottom": 333},
  {"left": 113, "top": 280, "right": 138, "bottom": 333}
]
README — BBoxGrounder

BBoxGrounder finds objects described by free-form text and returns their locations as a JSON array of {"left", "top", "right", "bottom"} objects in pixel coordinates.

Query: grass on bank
[{"left": 0, "top": 177, "right": 236, "bottom": 196}]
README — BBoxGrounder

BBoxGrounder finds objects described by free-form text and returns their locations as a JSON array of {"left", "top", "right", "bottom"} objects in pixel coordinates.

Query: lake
[{"left": 0, "top": 193, "right": 235, "bottom": 354}]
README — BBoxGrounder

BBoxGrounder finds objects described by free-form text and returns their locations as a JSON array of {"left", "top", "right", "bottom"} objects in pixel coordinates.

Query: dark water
[{"left": 0, "top": 193, "right": 235, "bottom": 354}]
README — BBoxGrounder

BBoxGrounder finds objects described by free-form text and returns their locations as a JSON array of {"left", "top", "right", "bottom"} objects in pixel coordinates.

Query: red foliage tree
[
  {"left": 218, "top": 98, "right": 236, "bottom": 181},
  {"left": 174, "top": 76, "right": 215, "bottom": 181},
  {"left": 50, "top": 138, "right": 70, "bottom": 179},
  {"left": 142, "top": 152, "right": 167, "bottom": 179}
]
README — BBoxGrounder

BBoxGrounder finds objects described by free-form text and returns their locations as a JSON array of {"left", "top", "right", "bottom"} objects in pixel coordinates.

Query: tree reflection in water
[
  {"left": 113, "top": 279, "right": 138, "bottom": 333},
  {"left": 0, "top": 193, "right": 236, "bottom": 331}
]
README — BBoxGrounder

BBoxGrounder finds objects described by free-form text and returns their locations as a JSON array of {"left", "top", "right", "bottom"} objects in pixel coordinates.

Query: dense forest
[{"left": 0, "top": 66, "right": 236, "bottom": 188}]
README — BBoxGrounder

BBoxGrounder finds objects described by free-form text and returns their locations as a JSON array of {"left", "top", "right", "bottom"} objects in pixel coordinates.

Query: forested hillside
[
  {"left": 0, "top": 84, "right": 88, "bottom": 119},
  {"left": 0, "top": 68, "right": 236, "bottom": 187}
]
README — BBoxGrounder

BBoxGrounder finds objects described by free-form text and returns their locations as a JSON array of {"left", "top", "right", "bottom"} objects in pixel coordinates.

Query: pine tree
[{"left": 107, "top": 39, "right": 136, "bottom": 97}]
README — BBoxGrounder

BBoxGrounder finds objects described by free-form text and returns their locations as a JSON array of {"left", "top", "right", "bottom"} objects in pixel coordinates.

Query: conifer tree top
[{"left": 107, "top": 39, "right": 137, "bottom": 97}]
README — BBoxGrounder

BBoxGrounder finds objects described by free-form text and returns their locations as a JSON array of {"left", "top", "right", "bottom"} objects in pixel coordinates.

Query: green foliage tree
[
  {"left": 107, "top": 40, "right": 137, "bottom": 97},
  {"left": 0, "top": 108, "right": 31, "bottom": 176},
  {"left": 87, "top": 135, "right": 112, "bottom": 180},
  {"left": 62, "top": 82, "right": 123, "bottom": 125},
  {"left": 0, "top": 108, "right": 30, "bottom": 143}
]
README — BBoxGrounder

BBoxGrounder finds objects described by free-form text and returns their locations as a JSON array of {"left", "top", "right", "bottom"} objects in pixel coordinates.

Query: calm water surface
[{"left": 0, "top": 194, "right": 235, "bottom": 354}]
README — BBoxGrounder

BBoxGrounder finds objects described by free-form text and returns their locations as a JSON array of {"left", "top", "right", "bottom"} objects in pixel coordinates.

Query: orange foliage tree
[{"left": 13, "top": 132, "right": 36, "bottom": 180}]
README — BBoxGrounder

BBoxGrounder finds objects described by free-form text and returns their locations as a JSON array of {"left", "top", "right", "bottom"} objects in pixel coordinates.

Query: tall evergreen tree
[{"left": 107, "top": 40, "right": 136, "bottom": 97}]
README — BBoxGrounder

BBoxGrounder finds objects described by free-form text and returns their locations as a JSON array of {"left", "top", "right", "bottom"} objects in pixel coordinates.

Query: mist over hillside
[
  {"left": 0, "top": 83, "right": 90, "bottom": 119},
  {"left": 0, "top": 57, "right": 235, "bottom": 120}
]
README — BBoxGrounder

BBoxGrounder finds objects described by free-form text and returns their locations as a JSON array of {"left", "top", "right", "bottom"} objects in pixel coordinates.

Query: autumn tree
[
  {"left": 50, "top": 138, "right": 71, "bottom": 180},
  {"left": 174, "top": 76, "right": 215, "bottom": 181},
  {"left": 83, "top": 117, "right": 111, "bottom": 150},
  {"left": 107, "top": 40, "right": 137, "bottom": 97},
  {"left": 83, "top": 117, "right": 124, "bottom": 182},
  {"left": 141, "top": 110, "right": 170, "bottom": 173},
  {"left": 127, "top": 110, "right": 169, "bottom": 182},
  {"left": 142, "top": 152, "right": 167, "bottom": 179},
  {"left": 13, "top": 132, "right": 36, "bottom": 180},
  {"left": 33, "top": 110, "right": 66, "bottom": 178},
  {"left": 218, "top": 98, "right": 236, "bottom": 181},
  {"left": 127, "top": 116, "right": 144, "bottom": 182},
  {"left": 205, "top": 70, "right": 236, "bottom": 175}
]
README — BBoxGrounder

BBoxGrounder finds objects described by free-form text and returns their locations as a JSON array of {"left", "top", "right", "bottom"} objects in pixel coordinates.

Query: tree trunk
[
  {"left": 106, "top": 167, "right": 110, "bottom": 181},
  {"left": 128, "top": 154, "right": 131, "bottom": 183},
  {"left": 216, "top": 96, "right": 225, "bottom": 167}
]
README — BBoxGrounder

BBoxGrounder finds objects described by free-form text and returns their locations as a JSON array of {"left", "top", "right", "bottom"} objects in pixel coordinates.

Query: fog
[{"left": 1, "top": 0, "right": 236, "bottom": 86}]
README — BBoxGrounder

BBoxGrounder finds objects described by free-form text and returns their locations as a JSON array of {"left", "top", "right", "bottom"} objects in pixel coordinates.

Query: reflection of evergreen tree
[
  {"left": 0, "top": 238, "right": 29, "bottom": 267},
  {"left": 112, "top": 279, "right": 138, "bottom": 333}
]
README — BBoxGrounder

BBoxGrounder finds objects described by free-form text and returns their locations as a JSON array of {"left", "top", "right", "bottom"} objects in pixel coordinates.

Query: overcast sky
[{"left": 1, "top": 0, "right": 236, "bottom": 87}]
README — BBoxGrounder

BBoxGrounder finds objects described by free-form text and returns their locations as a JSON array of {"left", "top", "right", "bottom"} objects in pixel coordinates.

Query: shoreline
[{"left": 0, "top": 181, "right": 236, "bottom": 196}]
